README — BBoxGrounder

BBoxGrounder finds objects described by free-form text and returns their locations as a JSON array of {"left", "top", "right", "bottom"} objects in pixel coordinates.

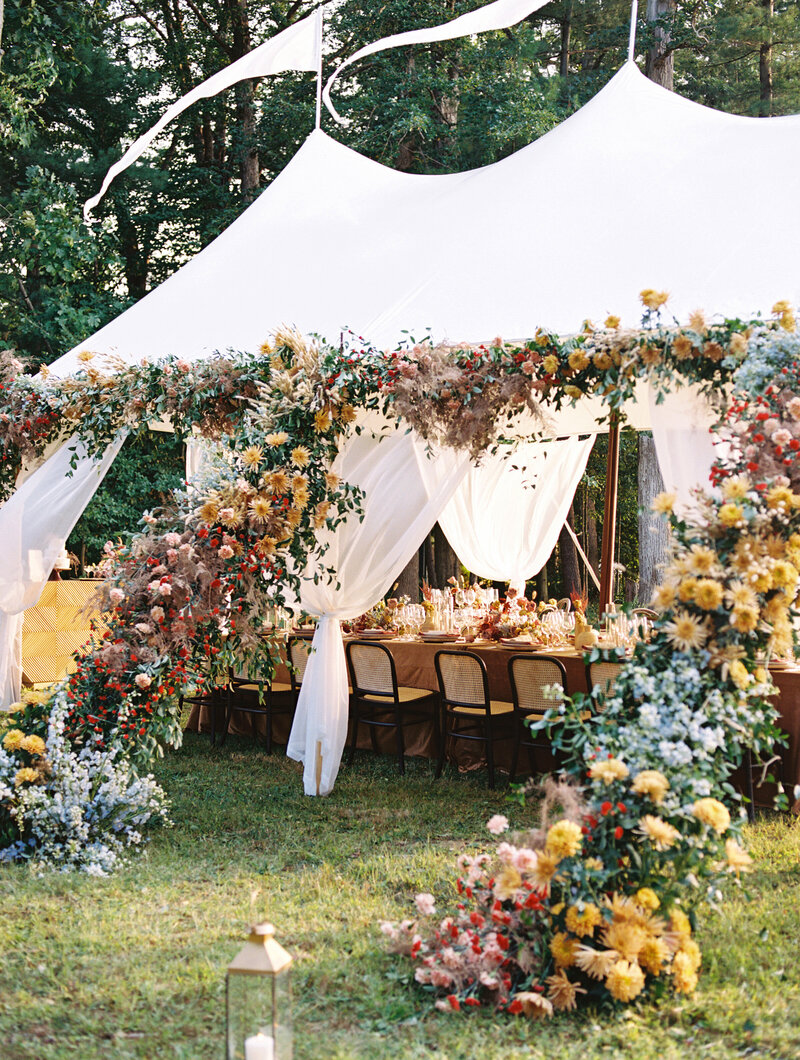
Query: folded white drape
[
  {"left": 84, "top": 7, "right": 324, "bottom": 217},
  {"left": 323, "top": 0, "right": 550, "bottom": 123},
  {"left": 648, "top": 386, "right": 726, "bottom": 511},
  {"left": 0, "top": 435, "right": 126, "bottom": 707},
  {"left": 286, "top": 412, "right": 470, "bottom": 794},
  {"left": 437, "top": 436, "right": 595, "bottom": 596}
]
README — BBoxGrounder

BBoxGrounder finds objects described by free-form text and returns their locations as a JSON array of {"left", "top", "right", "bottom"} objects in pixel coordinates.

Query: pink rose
[
  {"left": 486, "top": 814, "right": 509, "bottom": 835},
  {"left": 218, "top": 545, "right": 235, "bottom": 560},
  {"left": 134, "top": 673, "right": 152, "bottom": 690},
  {"left": 150, "top": 606, "right": 165, "bottom": 623},
  {"left": 415, "top": 892, "right": 436, "bottom": 916},
  {"left": 109, "top": 588, "right": 125, "bottom": 605}
]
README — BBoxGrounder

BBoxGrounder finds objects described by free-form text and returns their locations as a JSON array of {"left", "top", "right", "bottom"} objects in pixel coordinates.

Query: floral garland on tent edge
[{"left": 0, "top": 296, "right": 796, "bottom": 892}]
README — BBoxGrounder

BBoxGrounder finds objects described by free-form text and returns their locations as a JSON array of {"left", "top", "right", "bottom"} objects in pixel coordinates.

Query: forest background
[{"left": 1, "top": 0, "right": 799, "bottom": 606}]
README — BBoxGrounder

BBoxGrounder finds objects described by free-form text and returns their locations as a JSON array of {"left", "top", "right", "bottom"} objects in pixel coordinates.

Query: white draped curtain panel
[
  {"left": 437, "top": 436, "right": 595, "bottom": 596},
  {"left": 0, "top": 434, "right": 126, "bottom": 707},
  {"left": 286, "top": 412, "right": 471, "bottom": 795},
  {"left": 648, "top": 386, "right": 727, "bottom": 512}
]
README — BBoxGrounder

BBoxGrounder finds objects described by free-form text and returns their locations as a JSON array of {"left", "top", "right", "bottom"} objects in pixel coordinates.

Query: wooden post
[{"left": 599, "top": 418, "right": 620, "bottom": 615}]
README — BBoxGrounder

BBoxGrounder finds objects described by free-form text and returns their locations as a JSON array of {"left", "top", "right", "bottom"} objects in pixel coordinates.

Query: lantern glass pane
[{"left": 226, "top": 970, "right": 292, "bottom": 1060}]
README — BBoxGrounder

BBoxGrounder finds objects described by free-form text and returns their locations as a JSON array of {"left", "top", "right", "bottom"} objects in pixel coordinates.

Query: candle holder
[{"left": 226, "top": 922, "right": 293, "bottom": 1060}]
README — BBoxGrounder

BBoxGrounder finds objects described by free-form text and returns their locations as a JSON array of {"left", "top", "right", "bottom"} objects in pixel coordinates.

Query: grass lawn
[{"left": 1, "top": 731, "right": 799, "bottom": 1060}]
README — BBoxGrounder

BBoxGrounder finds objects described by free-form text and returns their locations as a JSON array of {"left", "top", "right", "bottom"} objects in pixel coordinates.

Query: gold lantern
[{"left": 226, "top": 922, "right": 293, "bottom": 1060}]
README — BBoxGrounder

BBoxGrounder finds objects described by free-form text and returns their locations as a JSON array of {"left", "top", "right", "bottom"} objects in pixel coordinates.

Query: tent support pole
[{"left": 599, "top": 415, "right": 620, "bottom": 616}]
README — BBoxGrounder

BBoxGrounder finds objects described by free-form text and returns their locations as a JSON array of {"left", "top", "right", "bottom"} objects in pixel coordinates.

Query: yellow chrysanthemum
[
  {"left": 727, "top": 659, "right": 752, "bottom": 690},
  {"left": 314, "top": 408, "right": 333, "bottom": 432},
  {"left": 772, "top": 299, "right": 792, "bottom": 316},
  {"left": 651, "top": 491, "right": 677, "bottom": 515},
  {"left": 718, "top": 503, "right": 744, "bottom": 528},
  {"left": 574, "top": 945, "right": 619, "bottom": 980},
  {"left": 730, "top": 605, "right": 759, "bottom": 633},
  {"left": 291, "top": 446, "right": 311, "bottom": 467},
  {"left": 640, "top": 344, "right": 662, "bottom": 366},
  {"left": 198, "top": 499, "right": 220, "bottom": 525},
  {"left": 589, "top": 758, "right": 629, "bottom": 785},
  {"left": 724, "top": 838, "right": 753, "bottom": 875},
  {"left": 324, "top": 471, "right": 340, "bottom": 490},
  {"left": 568, "top": 349, "right": 590, "bottom": 371},
  {"left": 640, "top": 288, "right": 669, "bottom": 310},
  {"left": 546, "top": 969, "right": 586, "bottom": 1012},
  {"left": 546, "top": 820, "right": 583, "bottom": 861},
  {"left": 593, "top": 350, "right": 613, "bottom": 370},
  {"left": 241, "top": 446, "right": 264, "bottom": 468},
  {"left": 686, "top": 546, "right": 720, "bottom": 576},
  {"left": 634, "top": 888, "right": 660, "bottom": 912},
  {"left": 257, "top": 536, "right": 278, "bottom": 556},
  {"left": 565, "top": 903, "right": 603, "bottom": 939},
  {"left": 726, "top": 581, "right": 758, "bottom": 610},
  {"left": 601, "top": 919, "right": 647, "bottom": 962},
  {"left": 638, "top": 815, "right": 680, "bottom": 851},
  {"left": 729, "top": 331, "right": 748, "bottom": 355},
  {"left": 338, "top": 404, "right": 358, "bottom": 425},
  {"left": 550, "top": 931, "right": 579, "bottom": 969},
  {"left": 77, "top": 349, "right": 95, "bottom": 362},
  {"left": 631, "top": 770, "right": 670, "bottom": 804},
  {"left": 671, "top": 951, "right": 699, "bottom": 994},
  {"left": 652, "top": 583, "right": 677, "bottom": 610},
  {"left": 529, "top": 850, "right": 559, "bottom": 894},
  {"left": 693, "top": 578, "right": 724, "bottom": 611},
  {"left": 721, "top": 475, "right": 752, "bottom": 501},
  {"left": 20, "top": 734, "right": 45, "bottom": 756},
  {"left": 14, "top": 766, "right": 40, "bottom": 786},
  {"left": 767, "top": 485, "right": 796, "bottom": 511},
  {"left": 668, "top": 908, "right": 692, "bottom": 937},
  {"left": 771, "top": 559, "right": 799, "bottom": 591},
  {"left": 677, "top": 577, "right": 699, "bottom": 603},
  {"left": 266, "top": 431, "right": 289, "bottom": 448},
  {"left": 541, "top": 353, "right": 558, "bottom": 374},
  {"left": 605, "top": 959, "right": 645, "bottom": 1002},
  {"left": 663, "top": 611, "right": 708, "bottom": 653},
  {"left": 494, "top": 865, "right": 522, "bottom": 902},
  {"left": 692, "top": 798, "right": 730, "bottom": 834},
  {"left": 248, "top": 497, "right": 272, "bottom": 525},
  {"left": 604, "top": 315, "right": 621, "bottom": 329},
  {"left": 2, "top": 729, "right": 25, "bottom": 752},
  {"left": 270, "top": 471, "right": 290, "bottom": 494},
  {"left": 639, "top": 936, "right": 670, "bottom": 976}
]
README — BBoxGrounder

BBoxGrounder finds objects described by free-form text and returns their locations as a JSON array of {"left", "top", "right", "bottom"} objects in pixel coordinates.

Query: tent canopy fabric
[{"left": 53, "top": 60, "right": 800, "bottom": 377}]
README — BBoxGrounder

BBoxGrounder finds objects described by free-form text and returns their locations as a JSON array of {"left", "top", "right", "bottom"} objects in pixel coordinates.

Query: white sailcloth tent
[{"left": 3, "top": 54, "right": 800, "bottom": 793}]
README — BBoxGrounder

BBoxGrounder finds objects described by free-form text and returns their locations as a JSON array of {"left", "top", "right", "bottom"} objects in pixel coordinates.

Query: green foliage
[{"left": 67, "top": 432, "right": 186, "bottom": 567}]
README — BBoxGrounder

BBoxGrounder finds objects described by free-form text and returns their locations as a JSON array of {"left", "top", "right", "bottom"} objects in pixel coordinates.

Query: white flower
[{"left": 414, "top": 892, "right": 436, "bottom": 916}]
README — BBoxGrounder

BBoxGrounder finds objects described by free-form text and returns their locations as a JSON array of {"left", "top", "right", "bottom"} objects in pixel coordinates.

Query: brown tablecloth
[{"left": 185, "top": 639, "right": 800, "bottom": 804}]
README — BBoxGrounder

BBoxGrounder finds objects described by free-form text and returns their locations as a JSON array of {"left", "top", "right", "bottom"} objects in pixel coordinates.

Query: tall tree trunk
[
  {"left": 558, "top": 505, "right": 581, "bottom": 600},
  {"left": 394, "top": 550, "right": 420, "bottom": 601},
  {"left": 433, "top": 523, "right": 460, "bottom": 588},
  {"left": 230, "top": 0, "right": 259, "bottom": 198},
  {"left": 535, "top": 565, "right": 548, "bottom": 603},
  {"left": 759, "top": 0, "right": 774, "bottom": 117},
  {"left": 637, "top": 433, "right": 669, "bottom": 604},
  {"left": 0, "top": 0, "right": 5, "bottom": 64},
  {"left": 645, "top": 0, "right": 675, "bottom": 89},
  {"left": 559, "top": 1, "right": 573, "bottom": 78}
]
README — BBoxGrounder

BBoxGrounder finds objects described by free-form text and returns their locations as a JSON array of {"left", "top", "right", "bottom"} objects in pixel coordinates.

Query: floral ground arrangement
[
  {"left": 0, "top": 743, "right": 799, "bottom": 1060},
  {"left": 1, "top": 297, "right": 799, "bottom": 1015}
]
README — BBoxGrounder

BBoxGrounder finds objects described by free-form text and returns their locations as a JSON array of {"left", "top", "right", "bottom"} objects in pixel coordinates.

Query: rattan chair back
[
  {"left": 508, "top": 655, "right": 566, "bottom": 714},
  {"left": 287, "top": 637, "right": 312, "bottom": 685},
  {"left": 586, "top": 660, "right": 623, "bottom": 697},
  {"left": 435, "top": 650, "right": 489, "bottom": 708},
  {"left": 347, "top": 641, "right": 396, "bottom": 697}
]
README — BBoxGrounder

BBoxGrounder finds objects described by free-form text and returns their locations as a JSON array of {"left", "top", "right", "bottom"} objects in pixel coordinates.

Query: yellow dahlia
[
  {"left": 550, "top": 931, "right": 579, "bottom": 969},
  {"left": 589, "top": 758, "right": 629, "bottom": 784},
  {"left": 631, "top": 770, "right": 670, "bottom": 804},
  {"left": 2, "top": 729, "right": 25, "bottom": 752},
  {"left": 546, "top": 819, "right": 583, "bottom": 861},
  {"left": 14, "top": 766, "right": 40, "bottom": 786},
  {"left": 605, "top": 959, "right": 645, "bottom": 1002},
  {"left": 565, "top": 903, "right": 603, "bottom": 939},
  {"left": 638, "top": 815, "right": 680, "bottom": 851},
  {"left": 21, "top": 734, "right": 45, "bottom": 756},
  {"left": 691, "top": 798, "right": 730, "bottom": 834},
  {"left": 634, "top": 888, "right": 660, "bottom": 912}
]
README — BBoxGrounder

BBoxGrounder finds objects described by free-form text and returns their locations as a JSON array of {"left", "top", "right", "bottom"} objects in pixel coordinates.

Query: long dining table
[{"left": 185, "top": 636, "right": 800, "bottom": 807}]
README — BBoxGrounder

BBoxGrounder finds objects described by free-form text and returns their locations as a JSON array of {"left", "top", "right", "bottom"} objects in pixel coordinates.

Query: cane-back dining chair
[
  {"left": 585, "top": 659, "right": 624, "bottom": 703},
  {"left": 287, "top": 635, "right": 312, "bottom": 707},
  {"left": 434, "top": 649, "right": 514, "bottom": 789},
  {"left": 345, "top": 640, "right": 439, "bottom": 775},
  {"left": 507, "top": 654, "right": 568, "bottom": 783},
  {"left": 222, "top": 657, "right": 294, "bottom": 753}
]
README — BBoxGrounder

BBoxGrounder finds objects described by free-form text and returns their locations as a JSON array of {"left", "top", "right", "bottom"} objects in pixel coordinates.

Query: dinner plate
[
  {"left": 499, "top": 638, "right": 536, "bottom": 650},
  {"left": 420, "top": 632, "right": 459, "bottom": 642},
  {"left": 358, "top": 629, "right": 396, "bottom": 638}
]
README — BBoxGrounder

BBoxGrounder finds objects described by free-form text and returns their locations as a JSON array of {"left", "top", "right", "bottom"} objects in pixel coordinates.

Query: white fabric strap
[
  {"left": 628, "top": 0, "right": 639, "bottom": 62},
  {"left": 323, "top": 0, "right": 550, "bottom": 124},
  {"left": 84, "top": 7, "right": 324, "bottom": 218},
  {"left": 0, "top": 613, "right": 24, "bottom": 710}
]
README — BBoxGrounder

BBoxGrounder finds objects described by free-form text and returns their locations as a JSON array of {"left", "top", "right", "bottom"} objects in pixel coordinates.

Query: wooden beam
[{"left": 599, "top": 416, "right": 620, "bottom": 615}]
